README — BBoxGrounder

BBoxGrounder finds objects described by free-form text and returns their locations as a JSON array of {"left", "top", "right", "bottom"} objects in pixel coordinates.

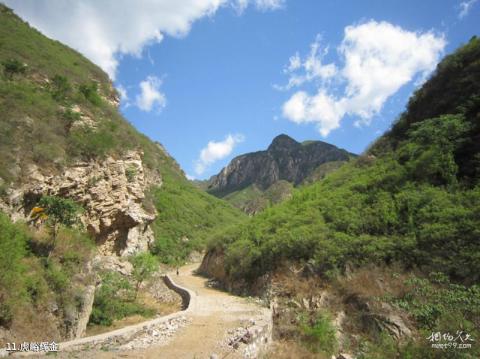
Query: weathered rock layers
[
  {"left": 207, "top": 134, "right": 354, "bottom": 197},
  {"left": 2, "top": 150, "right": 161, "bottom": 256}
]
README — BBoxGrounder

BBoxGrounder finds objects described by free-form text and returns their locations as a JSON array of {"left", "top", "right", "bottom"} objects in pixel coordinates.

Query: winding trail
[{"left": 63, "top": 263, "right": 271, "bottom": 359}]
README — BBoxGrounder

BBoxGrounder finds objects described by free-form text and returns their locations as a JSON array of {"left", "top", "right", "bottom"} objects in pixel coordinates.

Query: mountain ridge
[{"left": 206, "top": 133, "right": 355, "bottom": 198}]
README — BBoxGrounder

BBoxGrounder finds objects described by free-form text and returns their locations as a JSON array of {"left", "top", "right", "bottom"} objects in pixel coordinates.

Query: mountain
[
  {"left": 205, "top": 134, "right": 355, "bottom": 213},
  {"left": 201, "top": 37, "right": 480, "bottom": 357},
  {"left": 0, "top": 4, "right": 244, "bottom": 343}
]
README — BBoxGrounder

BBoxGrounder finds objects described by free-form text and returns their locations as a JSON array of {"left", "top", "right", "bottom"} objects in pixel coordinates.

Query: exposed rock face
[
  {"left": 207, "top": 134, "right": 354, "bottom": 197},
  {"left": 2, "top": 150, "right": 161, "bottom": 256}
]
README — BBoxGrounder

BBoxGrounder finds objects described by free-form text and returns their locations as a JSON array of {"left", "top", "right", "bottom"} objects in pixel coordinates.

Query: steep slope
[
  {"left": 0, "top": 3, "right": 244, "bottom": 257},
  {"left": 201, "top": 37, "right": 480, "bottom": 358},
  {"left": 0, "top": 4, "right": 244, "bottom": 345},
  {"left": 205, "top": 134, "right": 355, "bottom": 213}
]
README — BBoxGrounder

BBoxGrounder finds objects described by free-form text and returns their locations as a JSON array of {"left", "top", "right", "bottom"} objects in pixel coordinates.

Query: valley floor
[{"left": 56, "top": 264, "right": 271, "bottom": 359}]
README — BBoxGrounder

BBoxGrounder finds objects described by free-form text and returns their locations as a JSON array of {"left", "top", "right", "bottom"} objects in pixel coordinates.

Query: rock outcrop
[
  {"left": 2, "top": 150, "right": 161, "bottom": 256},
  {"left": 206, "top": 134, "right": 354, "bottom": 197}
]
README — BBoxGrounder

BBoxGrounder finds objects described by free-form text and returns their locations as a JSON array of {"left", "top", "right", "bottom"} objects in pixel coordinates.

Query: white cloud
[
  {"left": 4, "top": 0, "right": 283, "bottom": 79},
  {"left": 281, "top": 20, "right": 446, "bottom": 136},
  {"left": 277, "top": 35, "right": 337, "bottom": 90},
  {"left": 116, "top": 83, "right": 131, "bottom": 108},
  {"left": 116, "top": 84, "right": 128, "bottom": 101},
  {"left": 136, "top": 76, "right": 166, "bottom": 112},
  {"left": 233, "top": 0, "right": 284, "bottom": 13},
  {"left": 186, "top": 174, "right": 196, "bottom": 180},
  {"left": 458, "top": 0, "right": 478, "bottom": 18},
  {"left": 195, "top": 134, "right": 244, "bottom": 175}
]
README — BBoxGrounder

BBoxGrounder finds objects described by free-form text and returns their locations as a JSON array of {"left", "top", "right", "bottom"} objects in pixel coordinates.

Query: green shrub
[
  {"left": 149, "top": 173, "right": 245, "bottom": 264},
  {"left": 2, "top": 58, "right": 26, "bottom": 79},
  {"left": 299, "top": 311, "right": 337, "bottom": 355},
  {"left": 79, "top": 82, "right": 102, "bottom": 106},
  {"left": 50, "top": 75, "right": 71, "bottom": 102},
  {"left": 89, "top": 271, "right": 154, "bottom": 326},
  {"left": 67, "top": 122, "right": 117, "bottom": 159},
  {"left": 125, "top": 166, "right": 137, "bottom": 182},
  {"left": 392, "top": 273, "right": 480, "bottom": 330}
]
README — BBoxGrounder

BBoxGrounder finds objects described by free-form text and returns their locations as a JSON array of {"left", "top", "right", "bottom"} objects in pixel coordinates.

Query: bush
[
  {"left": 125, "top": 166, "right": 137, "bottom": 182},
  {"left": 149, "top": 173, "right": 245, "bottom": 265},
  {"left": 2, "top": 58, "right": 26, "bottom": 79},
  {"left": 79, "top": 82, "right": 102, "bottom": 106},
  {"left": 299, "top": 311, "right": 337, "bottom": 355},
  {"left": 50, "top": 75, "right": 71, "bottom": 102},
  {"left": 89, "top": 271, "right": 154, "bottom": 326},
  {"left": 68, "top": 124, "right": 117, "bottom": 159}
]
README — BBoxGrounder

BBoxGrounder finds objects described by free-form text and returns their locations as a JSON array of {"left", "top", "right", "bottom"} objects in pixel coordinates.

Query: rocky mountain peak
[
  {"left": 267, "top": 134, "right": 299, "bottom": 152},
  {"left": 207, "top": 134, "right": 355, "bottom": 197}
]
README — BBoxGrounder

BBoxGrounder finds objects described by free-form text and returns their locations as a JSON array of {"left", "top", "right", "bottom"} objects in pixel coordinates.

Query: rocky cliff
[
  {"left": 1, "top": 150, "right": 161, "bottom": 256},
  {"left": 207, "top": 134, "right": 354, "bottom": 197},
  {"left": 204, "top": 134, "right": 355, "bottom": 213}
]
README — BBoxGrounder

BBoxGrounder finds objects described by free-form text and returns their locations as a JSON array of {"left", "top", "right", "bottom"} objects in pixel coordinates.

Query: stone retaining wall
[{"left": 12, "top": 275, "right": 195, "bottom": 357}]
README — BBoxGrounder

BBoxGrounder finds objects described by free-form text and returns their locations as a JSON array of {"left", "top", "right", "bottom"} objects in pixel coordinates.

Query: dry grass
[
  {"left": 0, "top": 303, "right": 62, "bottom": 346},
  {"left": 335, "top": 264, "right": 413, "bottom": 300}
]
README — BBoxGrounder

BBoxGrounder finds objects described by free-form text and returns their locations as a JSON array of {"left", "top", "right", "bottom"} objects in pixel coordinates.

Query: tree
[
  {"left": 36, "top": 196, "right": 82, "bottom": 251},
  {"left": 129, "top": 252, "right": 158, "bottom": 300}
]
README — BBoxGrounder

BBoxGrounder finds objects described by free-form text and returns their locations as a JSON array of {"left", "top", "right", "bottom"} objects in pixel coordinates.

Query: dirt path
[{"left": 67, "top": 263, "right": 271, "bottom": 359}]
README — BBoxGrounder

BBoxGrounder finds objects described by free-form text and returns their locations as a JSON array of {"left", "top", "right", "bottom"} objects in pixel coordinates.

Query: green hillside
[
  {"left": 0, "top": 4, "right": 245, "bottom": 259},
  {"left": 0, "top": 3, "right": 245, "bottom": 341},
  {"left": 206, "top": 37, "right": 480, "bottom": 357},
  {"left": 210, "top": 36, "right": 480, "bottom": 285}
]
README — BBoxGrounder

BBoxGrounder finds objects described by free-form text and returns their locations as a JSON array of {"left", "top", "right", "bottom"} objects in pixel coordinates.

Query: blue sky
[{"left": 6, "top": 0, "right": 480, "bottom": 179}]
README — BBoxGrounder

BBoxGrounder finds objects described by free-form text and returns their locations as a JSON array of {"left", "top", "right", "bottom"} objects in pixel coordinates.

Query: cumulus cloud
[
  {"left": 136, "top": 76, "right": 166, "bottom": 112},
  {"left": 276, "top": 35, "right": 337, "bottom": 90},
  {"left": 195, "top": 134, "right": 244, "bottom": 175},
  {"left": 4, "top": 0, "right": 283, "bottom": 79},
  {"left": 281, "top": 20, "right": 446, "bottom": 136},
  {"left": 458, "top": 0, "right": 478, "bottom": 18}
]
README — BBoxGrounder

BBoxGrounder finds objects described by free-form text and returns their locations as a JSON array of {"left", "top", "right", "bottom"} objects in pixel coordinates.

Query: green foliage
[
  {"left": 299, "top": 311, "right": 338, "bottom": 355},
  {"left": 358, "top": 273, "right": 480, "bottom": 359},
  {"left": 68, "top": 123, "right": 117, "bottom": 159},
  {"left": 149, "top": 171, "right": 246, "bottom": 264},
  {"left": 62, "top": 108, "right": 81, "bottom": 127},
  {"left": 125, "top": 166, "right": 137, "bottom": 182},
  {"left": 0, "top": 4, "right": 196, "bottom": 194},
  {"left": 371, "top": 36, "right": 480, "bottom": 183},
  {"left": 38, "top": 195, "right": 82, "bottom": 243},
  {"left": 0, "top": 212, "right": 28, "bottom": 325},
  {"left": 89, "top": 271, "right": 154, "bottom": 326},
  {"left": 392, "top": 273, "right": 480, "bottom": 331},
  {"left": 2, "top": 58, "right": 26, "bottom": 79},
  {"left": 129, "top": 252, "right": 158, "bottom": 299},
  {"left": 223, "top": 181, "right": 294, "bottom": 214},
  {"left": 209, "top": 110, "right": 480, "bottom": 284},
  {"left": 0, "top": 211, "right": 94, "bottom": 331},
  {"left": 79, "top": 82, "right": 102, "bottom": 106},
  {"left": 50, "top": 75, "right": 71, "bottom": 102}
]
